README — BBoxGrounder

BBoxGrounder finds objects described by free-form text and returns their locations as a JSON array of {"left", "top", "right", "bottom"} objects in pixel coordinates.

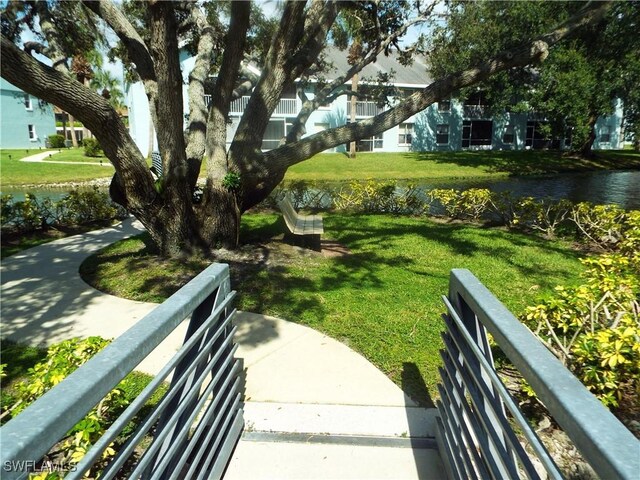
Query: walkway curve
[
  {"left": 19, "top": 149, "right": 113, "bottom": 167},
  {"left": 0, "top": 220, "right": 444, "bottom": 478}
]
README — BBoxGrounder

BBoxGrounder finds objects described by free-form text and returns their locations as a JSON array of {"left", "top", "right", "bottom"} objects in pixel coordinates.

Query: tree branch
[
  {"left": 204, "top": 0, "right": 251, "bottom": 184},
  {"left": 148, "top": 1, "right": 187, "bottom": 181},
  {"left": 266, "top": 1, "right": 613, "bottom": 169},
  {"left": 82, "top": 0, "right": 155, "bottom": 82},
  {"left": 1, "top": 35, "right": 156, "bottom": 209}
]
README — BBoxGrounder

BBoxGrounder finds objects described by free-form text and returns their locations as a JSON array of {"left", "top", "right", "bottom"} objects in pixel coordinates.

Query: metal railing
[
  {"left": 223, "top": 96, "right": 298, "bottom": 116},
  {"left": 435, "top": 269, "right": 639, "bottom": 480},
  {"left": 355, "top": 101, "right": 384, "bottom": 117},
  {"left": 1, "top": 263, "right": 243, "bottom": 480}
]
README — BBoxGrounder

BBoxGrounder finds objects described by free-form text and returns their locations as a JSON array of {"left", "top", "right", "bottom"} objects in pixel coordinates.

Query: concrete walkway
[
  {"left": 19, "top": 149, "right": 113, "bottom": 167},
  {"left": 0, "top": 220, "right": 444, "bottom": 479}
]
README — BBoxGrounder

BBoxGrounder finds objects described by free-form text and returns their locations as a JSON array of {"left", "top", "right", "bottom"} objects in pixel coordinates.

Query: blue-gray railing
[
  {"left": 1, "top": 263, "right": 243, "bottom": 480},
  {"left": 436, "top": 269, "right": 639, "bottom": 480}
]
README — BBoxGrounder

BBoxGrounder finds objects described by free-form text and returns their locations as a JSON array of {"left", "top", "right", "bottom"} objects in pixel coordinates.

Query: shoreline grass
[
  {"left": 79, "top": 213, "right": 584, "bottom": 404},
  {"left": 1, "top": 148, "right": 112, "bottom": 188},
  {"left": 284, "top": 150, "right": 640, "bottom": 182}
]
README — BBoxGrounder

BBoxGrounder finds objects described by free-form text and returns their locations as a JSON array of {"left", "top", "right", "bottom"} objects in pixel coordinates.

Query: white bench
[{"left": 277, "top": 195, "right": 324, "bottom": 241}]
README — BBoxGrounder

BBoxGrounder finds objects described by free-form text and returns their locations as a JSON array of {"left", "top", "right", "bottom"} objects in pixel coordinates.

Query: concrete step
[
  {"left": 223, "top": 437, "right": 445, "bottom": 480},
  {"left": 243, "top": 401, "right": 438, "bottom": 439},
  {"left": 222, "top": 402, "right": 445, "bottom": 480}
]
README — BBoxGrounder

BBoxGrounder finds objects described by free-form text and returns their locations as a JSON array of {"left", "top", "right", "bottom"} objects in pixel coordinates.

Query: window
[
  {"left": 600, "top": 126, "right": 611, "bottom": 143},
  {"left": 24, "top": 94, "right": 33, "bottom": 110},
  {"left": 398, "top": 123, "right": 414, "bottom": 145},
  {"left": 436, "top": 124, "right": 449, "bottom": 145},
  {"left": 28, "top": 124, "right": 37, "bottom": 141},
  {"left": 438, "top": 99, "right": 451, "bottom": 113},
  {"left": 261, "top": 119, "right": 285, "bottom": 150},
  {"left": 462, "top": 120, "right": 493, "bottom": 148},
  {"left": 357, "top": 133, "right": 383, "bottom": 152},
  {"left": 502, "top": 125, "right": 515, "bottom": 144}
]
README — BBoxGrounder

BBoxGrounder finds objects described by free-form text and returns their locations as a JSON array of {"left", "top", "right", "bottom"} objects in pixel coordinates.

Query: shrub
[
  {"left": 0, "top": 193, "right": 54, "bottom": 233},
  {"left": 5, "top": 337, "right": 163, "bottom": 477},
  {"left": 48, "top": 134, "right": 66, "bottom": 149},
  {"left": 523, "top": 215, "right": 640, "bottom": 408},
  {"left": 56, "top": 187, "right": 118, "bottom": 225},
  {"left": 511, "top": 197, "right": 573, "bottom": 238},
  {"left": 427, "top": 188, "right": 493, "bottom": 221},
  {"left": 83, "top": 138, "right": 102, "bottom": 157},
  {"left": 334, "top": 180, "right": 423, "bottom": 214},
  {"left": 570, "top": 202, "right": 626, "bottom": 250}
]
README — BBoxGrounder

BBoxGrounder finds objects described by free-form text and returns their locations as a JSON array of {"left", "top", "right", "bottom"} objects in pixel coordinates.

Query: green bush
[
  {"left": 48, "top": 134, "right": 66, "bottom": 149},
  {"left": 523, "top": 216, "right": 640, "bottom": 408},
  {"left": 1, "top": 188, "right": 126, "bottom": 234},
  {"left": 83, "top": 138, "right": 102, "bottom": 157},
  {"left": 334, "top": 180, "right": 423, "bottom": 214},
  {"left": 56, "top": 187, "right": 118, "bottom": 225},
  {"left": 427, "top": 188, "right": 493, "bottom": 221},
  {"left": 5, "top": 337, "right": 164, "bottom": 477}
]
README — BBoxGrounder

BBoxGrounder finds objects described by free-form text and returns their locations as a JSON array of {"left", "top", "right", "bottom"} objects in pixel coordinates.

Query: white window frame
[
  {"left": 436, "top": 124, "right": 449, "bottom": 145},
  {"left": 24, "top": 93, "right": 33, "bottom": 111},
  {"left": 502, "top": 125, "right": 515, "bottom": 144},
  {"left": 398, "top": 123, "right": 414, "bottom": 146},
  {"left": 28, "top": 124, "right": 37, "bottom": 141},
  {"left": 600, "top": 125, "right": 611, "bottom": 143}
]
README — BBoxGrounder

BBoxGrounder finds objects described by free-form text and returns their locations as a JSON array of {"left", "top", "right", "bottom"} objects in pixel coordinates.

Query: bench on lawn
[{"left": 277, "top": 195, "right": 323, "bottom": 248}]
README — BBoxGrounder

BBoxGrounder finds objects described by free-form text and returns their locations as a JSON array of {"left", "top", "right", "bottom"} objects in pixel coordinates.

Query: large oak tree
[{"left": 1, "top": 0, "right": 612, "bottom": 256}]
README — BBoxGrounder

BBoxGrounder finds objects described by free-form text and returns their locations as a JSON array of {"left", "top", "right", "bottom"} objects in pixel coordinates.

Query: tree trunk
[
  {"left": 68, "top": 113, "right": 79, "bottom": 147},
  {"left": 349, "top": 73, "right": 358, "bottom": 158},
  {"left": 578, "top": 114, "right": 598, "bottom": 157}
]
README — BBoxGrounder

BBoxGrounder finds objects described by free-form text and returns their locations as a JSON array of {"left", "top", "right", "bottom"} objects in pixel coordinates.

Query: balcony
[
  {"left": 203, "top": 95, "right": 299, "bottom": 116},
  {"left": 356, "top": 101, "right": 384, "bottom": 117}
]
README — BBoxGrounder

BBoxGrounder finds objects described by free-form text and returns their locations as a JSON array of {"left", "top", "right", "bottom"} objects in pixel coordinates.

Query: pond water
[
  {"left": 417, "top": 169, "right": 640, "bottom": 211},
  {"left": 2, "top": 169, "right": 640, "bottom": 210}
]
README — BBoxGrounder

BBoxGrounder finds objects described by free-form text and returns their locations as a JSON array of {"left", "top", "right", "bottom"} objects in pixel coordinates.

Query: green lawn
[
  {"left": 2, "top": 148, "right": 637, "bottom": 188},
  {"left": 80, "top": 213, "right": 584, "bottom": 405},
  {"left": 285, "top": 150, "right": 640, "bottom": 182},
  {"left": 1, "top": 148, "right": 113, "bottom": 187}
]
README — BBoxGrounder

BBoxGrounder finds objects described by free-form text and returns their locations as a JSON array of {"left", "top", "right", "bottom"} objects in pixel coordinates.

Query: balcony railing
[
  {"left": 203, "top": 96, "right": 299, "bottom": 116},
  {"left": 436, "top": 269, "right": 639, "bottom": 479},
  {"left": 0, "top": 263, "right": 243, "bottom": 480},
  {"left": 356, "top": 101, "right": 384, "bottom": 117}
]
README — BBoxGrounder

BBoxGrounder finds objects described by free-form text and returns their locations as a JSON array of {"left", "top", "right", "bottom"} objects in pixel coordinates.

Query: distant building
[
  {"left": 0, "top": 78, "right": 56, "bottom": 149},
  {"left": 126, "top": 48, "right": 624, "bottom": 155}
]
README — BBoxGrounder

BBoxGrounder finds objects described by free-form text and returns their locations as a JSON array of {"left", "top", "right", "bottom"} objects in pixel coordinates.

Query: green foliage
[
  {"left": 82, "top": 138, "right": 102, "bottom": 157},
  {"left": 56, "top": 187, "right": 120, "bottom": 225},
  {"left": 0, "top": 193, "right": 52, "bottom": 232},
  {"left": 47, "top": 134, "right": 66, "bottom": 149},
  {"left": 221, "top": 172, "right": 242, "bottom": 192},
  {"left": 4, "top": 337, "right": 166, "bottom": 477},
  {"left": 524, "top": 217, "right": 640, "bottom": 408},
  {"left": 334, "top": 180, "right": 423, "bottom": 214},
  {"left": 427, "top": 188, "right": 492, "bottom": 221},
  {"left": 1, "top": 188, "right": 125, "bottom": 234},
  {"left": 570, "top": 202, "right": 626, "bottom": 250},
  {"left": 429, "top": 1, "right": 640, "bottom": 152}
]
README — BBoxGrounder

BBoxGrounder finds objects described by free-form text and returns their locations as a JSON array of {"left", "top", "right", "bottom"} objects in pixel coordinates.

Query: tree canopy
[
  {"left": 0, "top": 0, "right": 614, "bottom": 256},
  {"left": 429, "top": 1, "right": 640, "bottom": 153}
]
